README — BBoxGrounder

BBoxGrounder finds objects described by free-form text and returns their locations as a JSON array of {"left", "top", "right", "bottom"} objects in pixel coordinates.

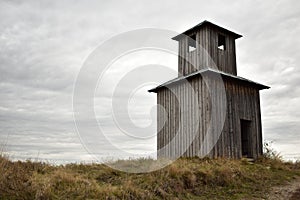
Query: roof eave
[
  {"left": 172, "top": 20, "right": 242, "bottom": 41},
  {"left": 148, "top": 69, "right": 270, "bottom": 93}
]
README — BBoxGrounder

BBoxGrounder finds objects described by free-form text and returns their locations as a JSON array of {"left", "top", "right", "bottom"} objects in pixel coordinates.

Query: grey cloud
[{"left": 0, "top": 0, "right": 299, "bottom": 162}]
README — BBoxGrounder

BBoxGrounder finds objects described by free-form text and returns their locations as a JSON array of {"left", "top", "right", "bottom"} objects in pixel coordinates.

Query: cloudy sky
[{"left": 0, "top": 0, "right": 300, "bottom": 163}]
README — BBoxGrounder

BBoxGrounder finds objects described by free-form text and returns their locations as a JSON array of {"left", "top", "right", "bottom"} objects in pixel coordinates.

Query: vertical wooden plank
[
  {"left": 195, "top": 78, "right": 199, "bottom": 157},
  {"left": 203, "top": 77, "right": 207, "bottom": 157},
  {"left": 228, "top": 83, "right": 233, "bottom": 158},
  {"left": 180, "top": 83, "right": 183, "bottom": 157},
  {"left": 212, "top": 76, "right": 216, "bottom": 157},
  {"left": 183, "top": 38, "right": 186, "bottom": 75},
  {"left": 233, "top": 83, "right": 238, "bottom": 158},
  {"left": 184, "top": 81, "right": 188, "bottom": 157},
  {"left": 190, "top": 79, "right": 194, "bottom": 157},
  {"left": 183, "top": 81, "right": 187, "bottom": 157},
  {"left": 170, "top": 86, "right": 174, "bottom": 158},
  {"left": 161, "top": 89, "right": 165, "bottom": 158},
  {"left": 203, "top": 28, "right": 207, "bottom": 69},
  {"left": 251, "top": 88, "right": 256, "bottom": 158},
  {"left": 186, "top": 81, "right": 190, "bottom": 157},
  {"left": 160, "top": 91, "right": 163, "bottom": 158},
  {"left": 179, "top": 83, "right": 183, "bottom": 157},
  {"left": 205, "top": 77, "right": 210, "bottom": 157},
  {"left": 238, "top": 84, "right": 243, "bottom": 158},
  {"left": 157, "top": 93, "right": 161, "bottom": 158},
  {"left": 227, "top": 36, "right": 232, "bottom": 74},
  {"left": 199, "top": 29, "right": 204, "bottom": 70},
  {"left": 173, "top": 86, "right": 177, "bottom": 158},
  {"left": 232, "top": 38, "right": 237, "bottom": 75},
  {"left": 184, "top": 38, "right": 188, "bottom": 76},
  {"left": 173, "top": 86, "right": 176, "bottom": 158},
  {"left": 163, "top": 89, "right": 167, "bottom": 158},
  {"left": 178, "top": 41, "right": 182, "bottom": 76},
  {"left": 160, "top": 90, "right": 164, "bottom": 158},
  {"left": 211, "top": 77, "right": 216, "bottom": 158},
  {"left": 257, "top": 90, "right": 263, "bottom": 156},
  {"left": 167, "top": 88, "right": 170, "bottom": 158},
  {"left": 176, "top": 84, "right": 180, "bottom": 158},
  {"left": 223, "top": 81, "right": 229, "bottom": 157},
  {"left": 216, "top": 77, "right": 222, "bottom": 157},
  {"left": 192, "top": 78, "right": 196, "bottom": 156},
  {"left": 164, "top": 89, "right": 167, "bottom": 158},
  {"left": 196, "top": 32, "right": 200, "bottom": 72},
  {"left": 187, "top": 80, "right": 191, "bottom": 157},
  {"left": 199, "top": 77, "right": 204, "bottom": 157}
]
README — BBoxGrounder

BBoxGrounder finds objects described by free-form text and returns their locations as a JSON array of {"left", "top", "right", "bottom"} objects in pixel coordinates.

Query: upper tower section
[{"left": 173, "top": 21, "right": 242, "bottom": 76}]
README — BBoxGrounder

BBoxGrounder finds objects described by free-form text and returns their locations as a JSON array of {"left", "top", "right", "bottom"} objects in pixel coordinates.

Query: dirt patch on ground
[
  {"left": 290, "top": 188, "right": 300, "bottom": 200},
  {"left": 266, "top": 177, "right": 300, "bottom": 200}
]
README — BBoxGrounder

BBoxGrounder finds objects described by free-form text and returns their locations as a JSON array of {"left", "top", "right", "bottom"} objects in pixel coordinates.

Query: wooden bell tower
[
  {"left": 149, "top": 21, "right": 269, "bottom": 159},
  {"left": 174, "top": 21, "right": 241, "bottom": 76}
]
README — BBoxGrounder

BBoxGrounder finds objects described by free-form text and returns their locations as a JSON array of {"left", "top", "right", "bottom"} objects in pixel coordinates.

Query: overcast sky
[{"left": 0, "top": 0, "right": 299, "bottom": 163}]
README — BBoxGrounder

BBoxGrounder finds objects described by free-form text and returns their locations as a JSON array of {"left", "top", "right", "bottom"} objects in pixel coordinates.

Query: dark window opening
[
  {"left": 218, "top": 34, "right": 226, "bottom": 51},
  {"left": 240, "top": 119, "right": 252, "bottom": 158},
  {"left": 188, "top": 34, "right": 196, "bottom": 52}
]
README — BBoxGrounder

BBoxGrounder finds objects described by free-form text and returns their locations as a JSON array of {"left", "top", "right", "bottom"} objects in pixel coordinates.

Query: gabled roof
[
  {"left": 148, "top": 68, "right": 270, "bottom": 93},
  {"left": 172, "top": 20, "right": 243, "bottom": 41}
]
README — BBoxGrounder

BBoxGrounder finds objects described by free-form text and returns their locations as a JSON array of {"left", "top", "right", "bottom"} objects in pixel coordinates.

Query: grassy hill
[{"left": 1, "top": 155, "right": 299, "bottom": 199}]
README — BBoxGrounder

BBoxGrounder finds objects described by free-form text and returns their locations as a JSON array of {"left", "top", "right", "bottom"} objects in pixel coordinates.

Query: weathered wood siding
[
  {"left": 178, "top": 25, "right": 237, "bottom": 76},
  {"left": 155, "top": 21, "right": 266, "bottom": 160},
  {"left": 157, "top": 76, "right": 263, "bottom": 159}
]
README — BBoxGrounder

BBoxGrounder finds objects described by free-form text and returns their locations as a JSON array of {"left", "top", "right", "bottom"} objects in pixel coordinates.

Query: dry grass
[{"left": 1, "top": 154, "right": 300, "bottom": 200}]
